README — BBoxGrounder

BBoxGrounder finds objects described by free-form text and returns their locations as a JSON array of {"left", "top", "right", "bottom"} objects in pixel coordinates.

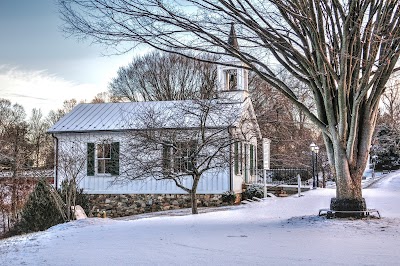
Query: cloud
[
  {"left": 4, "top": 93, "right": 48, "bottom": 101},
  {"left": 0, "top": 65, "right": 104, "bottom": 116}
]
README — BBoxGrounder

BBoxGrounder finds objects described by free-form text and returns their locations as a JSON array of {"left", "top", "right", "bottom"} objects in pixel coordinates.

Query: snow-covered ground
[{"left": 1, "top": 171, "right": 400, "bottom": 265}]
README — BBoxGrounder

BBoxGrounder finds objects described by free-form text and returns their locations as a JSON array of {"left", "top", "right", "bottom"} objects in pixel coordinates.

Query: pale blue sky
[{"left": 0, "top": 0, "right": 137, "bottom": 115}]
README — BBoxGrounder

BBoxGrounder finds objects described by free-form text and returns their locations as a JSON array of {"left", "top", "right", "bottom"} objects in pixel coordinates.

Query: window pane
[
  {"left": 98, "top": 159, "right": 105, "bottom": 174},
  {"left": 228, "top": 69, "right": 237, "bottom": 90},
  {"left": 170, "top": 141, "right": 198, "bottom": 173},
  {"left": 95, "top": 142, "right": 115, "bottom": 175},
  {"left": 174, "top": 156, "right": 181, "bottom": 173},
  {"left": 97, "top": 144, "right": 103, "bottom": 158},
  {"left": 105, "top": 159, "right": 113, "bottom": 174},
  {"left": 225, "top": 72, "right": 230, "bottom": 90},
  {"left": 104, "top": 143, "right": 111, "bottom": 159}
]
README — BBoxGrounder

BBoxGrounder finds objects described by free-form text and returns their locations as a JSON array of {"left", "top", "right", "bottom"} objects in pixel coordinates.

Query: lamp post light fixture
[{"left": 310, "top": 142, "right": 319, "bottom": 189}]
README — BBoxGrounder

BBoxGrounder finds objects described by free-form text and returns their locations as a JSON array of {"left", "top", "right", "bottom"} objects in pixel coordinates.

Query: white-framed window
[
  {"left": 97, "top": 142, "right": 112, "bottom": 174},
  {"left": 163, "top": 141, "right": 197, "bottom": 174},
  {"left": 225, "top": 69, "right": 238, "bottom": 90},
  {"left": 87, "top": 141, "right": 119, "bottom": 176}
]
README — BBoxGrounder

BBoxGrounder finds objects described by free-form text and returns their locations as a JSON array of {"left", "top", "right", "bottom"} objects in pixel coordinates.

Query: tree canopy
[{"left": 109, "top": 51, "right": 217, "bottom": 101}]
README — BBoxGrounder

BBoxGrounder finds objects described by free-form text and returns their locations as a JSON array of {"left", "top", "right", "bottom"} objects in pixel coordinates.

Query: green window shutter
[
  {"left": 162, "top": 143, "right": 170, "bottom": 171},
  {"left": 110, "top": 142, "right": 120, "bottom": 176},
  {"left": 239, "top": 142, "right": 243, "bottom": 174},
  {"left": 234, "top": 142, "right": 239, "bottom": 175},
  {"left": 250, "top": 145, "right": 254, "bottom": 176},
  {"left": 87, "top": 143, "right": 95, "bottom": 176}
]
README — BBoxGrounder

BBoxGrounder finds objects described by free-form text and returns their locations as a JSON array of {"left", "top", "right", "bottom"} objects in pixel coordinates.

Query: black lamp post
[
  {"left": 372, "top": 155, "right": 378, "bottom": 178},
  {"left": 314, "top": 146, "right": 320, "bottom": 187},
  {"left": 310, "top": 143, "right": 319, "bottom": 189}
]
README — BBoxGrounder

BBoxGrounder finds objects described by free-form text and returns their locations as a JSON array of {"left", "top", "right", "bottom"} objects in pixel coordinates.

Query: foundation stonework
[{"left": 88, "top": 194, "right": 233, "bottom": 218}]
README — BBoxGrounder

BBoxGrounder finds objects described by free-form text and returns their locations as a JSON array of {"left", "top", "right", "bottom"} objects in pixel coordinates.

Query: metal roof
[{"left": 47, "top": 100, "right": 248, "bottom": 133}]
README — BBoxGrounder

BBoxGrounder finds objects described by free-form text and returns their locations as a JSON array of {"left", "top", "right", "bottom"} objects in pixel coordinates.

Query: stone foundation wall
[{"left": 88, "top": 194, "right": 235, "bottom": 218}]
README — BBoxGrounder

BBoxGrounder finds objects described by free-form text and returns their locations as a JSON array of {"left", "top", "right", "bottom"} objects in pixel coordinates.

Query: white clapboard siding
[{"left": 80, "top": 169, "right": 229, "bottom": 194}]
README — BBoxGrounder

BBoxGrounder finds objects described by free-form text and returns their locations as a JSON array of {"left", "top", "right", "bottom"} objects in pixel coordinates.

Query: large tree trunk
[
  {"left": 326, "top": 109, "right": 377, "bottom": 216},
  {"left": 331, "top": 149, "right": 366, "bottom": 216},
  {"left": 334, "top": 147, "right": 363, "bottom": 201}
]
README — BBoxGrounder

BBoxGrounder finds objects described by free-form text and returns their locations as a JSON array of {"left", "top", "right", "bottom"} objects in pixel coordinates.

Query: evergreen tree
[
  {"left": 373, "top": 124, "right": 400, "bottom": 171},
  {"left": 16, "top": 179, "right": 66, "bottom": 233}
]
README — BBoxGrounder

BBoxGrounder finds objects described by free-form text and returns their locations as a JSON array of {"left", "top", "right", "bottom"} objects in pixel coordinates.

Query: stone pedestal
[{"left": 330, "top": 198, "right": 367, "bottom": 218}]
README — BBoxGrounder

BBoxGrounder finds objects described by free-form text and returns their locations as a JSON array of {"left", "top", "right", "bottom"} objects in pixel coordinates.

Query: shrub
[
  {"left": 15, "top": 179, "right": 66, "bottom": 234},
  {"left": 58, "top": 179, "right": 90, "bottom": 218},
  {"left": 243, "top": 184, "right": 264, "bottom": 200},
  {"left": 221, "top": 191, "right": 236, "bottom": 204}
]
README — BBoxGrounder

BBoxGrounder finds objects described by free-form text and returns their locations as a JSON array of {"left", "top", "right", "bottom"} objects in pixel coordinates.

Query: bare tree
[
  {"left": 0, "top": 99, "right": 32, "bottom": 226},
  {"left": 46, "top": 99, "right": 78, "bottom": 126},
  {"left": 28, "top": 109, "right": 51, "bottom": 168},
  {"left": 90, "top": 92, "right": 118, "bottom": 103},
  {"left": 43, "top": 99, "right": 81, "bottom": 169},
  {"left": 115, "top": 98, "right": 257, "bottom": 214},
  {"left": 0, "top": 98, "right": 82, "bottom": 235},
  {"left": 381, "top": 79, "right": 400, "bottom": 127},
  {"left": 109, "top": 51, "right": 217, "bottom": 102},
  {"left": 56, "top": 136, "right": 88, "bottom": 220},
  {"left": 58, "top": 0, "right": 400, "bottom": 211},
  {"left": 249, "top": 73, "right": 317, "bottom": 169},
  {"left": 0, "top": 179, "right": 9, "bottom": 234}
]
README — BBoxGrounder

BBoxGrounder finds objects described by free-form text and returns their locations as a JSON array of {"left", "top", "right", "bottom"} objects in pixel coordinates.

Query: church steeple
[{"left": 216, "top": 23, "right": 249, "bottom": 102}]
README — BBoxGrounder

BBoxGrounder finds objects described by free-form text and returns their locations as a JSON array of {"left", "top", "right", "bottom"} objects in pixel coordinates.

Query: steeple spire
[{"left": 227, "top": 23, "right": 239, "bottom": 50}]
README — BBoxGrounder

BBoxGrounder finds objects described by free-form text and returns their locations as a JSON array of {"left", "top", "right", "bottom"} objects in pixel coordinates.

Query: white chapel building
[{"left": 48, "top": 26, "right": 268, "bottom": 216}]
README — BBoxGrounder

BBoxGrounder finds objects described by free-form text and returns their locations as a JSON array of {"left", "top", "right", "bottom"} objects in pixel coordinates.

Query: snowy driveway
[{"left": 1, "top": 171, "right": 400, "bottom": 265}]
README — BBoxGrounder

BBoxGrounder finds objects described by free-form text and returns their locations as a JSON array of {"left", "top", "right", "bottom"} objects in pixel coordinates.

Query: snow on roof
[{"left": 47, "top": 100, "right": 248, "bottom": 133}]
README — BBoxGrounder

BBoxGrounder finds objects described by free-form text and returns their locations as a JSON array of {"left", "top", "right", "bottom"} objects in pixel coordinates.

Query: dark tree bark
[{"left": 190, "top": 174, "right": 201, "bottom": 214}]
